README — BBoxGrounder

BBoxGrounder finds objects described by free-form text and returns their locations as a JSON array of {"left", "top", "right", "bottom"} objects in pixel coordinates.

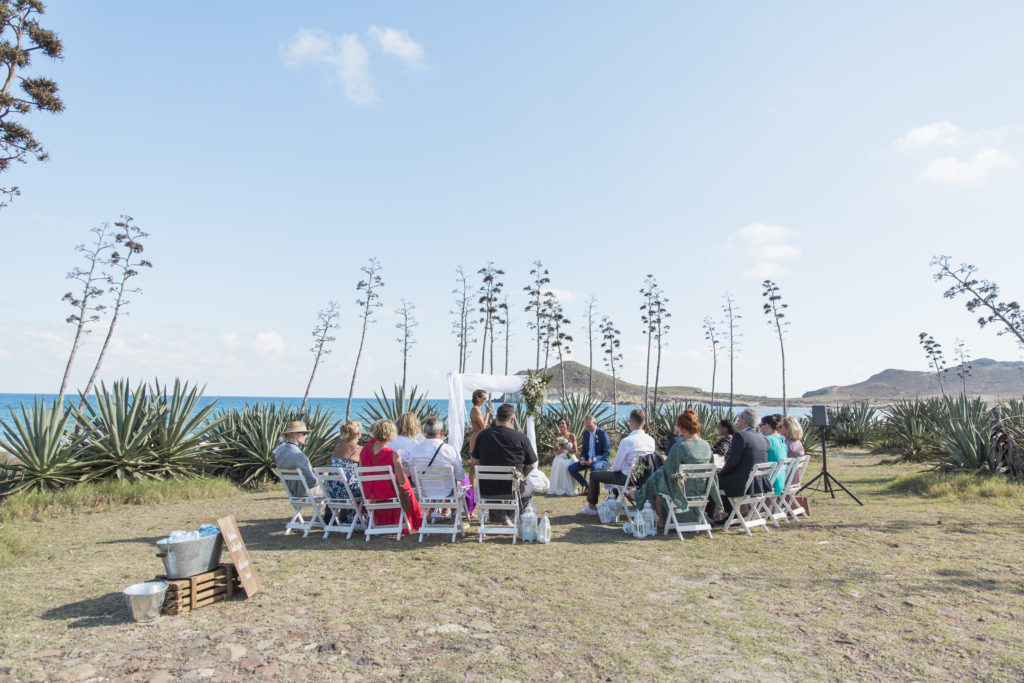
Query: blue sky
[{"left": 1, "top": 1, "right": 1023, "bottom": 398}]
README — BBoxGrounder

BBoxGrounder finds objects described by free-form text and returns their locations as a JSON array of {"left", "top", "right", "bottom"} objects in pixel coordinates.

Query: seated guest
[
  {"left": 471, "top": 403, "right": 539, "bottom": 526},
  {"left": 273, "top": 421, "right": 323, "bottom": 496},
  {"left": 760, "top": 413, "right": 788, "bottom": 496},
  {"left": 711, "top": 419, "right": 735, "bottom": 470},
  {"left": 555, "top": 417, "right": 578, "bottom": 455},
  {"left": 568, "top": 415, "right": 611, "bottom": 495},
  {"left": 779, "top": 415, "right": 806, "bottom": 483},
  {"left": 388, "top": 412, "right": 423, "bottom": 470},
  {"left": 325, "top": 420, "right": 363, "bottom": 520},
  {"left": 708, "top": 408, "right": 771, "bottom": 520},
  {"left": 407, "top": 416, "right": 465, "bottom": 501},
  {"left": 360, "top": 419, "right": 423, "bottom": 532},
  {"left": 635, "top": 409, "right": 723, "bottom": 526},
  {"left": 579, "top": 409, "right": 655, "bottom": 515}
]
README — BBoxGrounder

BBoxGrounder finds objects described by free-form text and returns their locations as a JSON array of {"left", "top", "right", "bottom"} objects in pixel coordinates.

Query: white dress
[{"left": 547, "top": 454, "right": 579, "bottom": 496}]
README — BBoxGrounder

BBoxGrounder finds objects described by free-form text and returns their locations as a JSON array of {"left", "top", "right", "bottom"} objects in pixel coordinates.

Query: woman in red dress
[{"left": 359, "top": 419, "right": 423, "bottom": 532}]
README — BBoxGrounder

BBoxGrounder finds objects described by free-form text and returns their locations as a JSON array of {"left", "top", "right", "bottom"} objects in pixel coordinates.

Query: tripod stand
[{"left": 798, "top": 425, "right": 863, "bottom": 505}]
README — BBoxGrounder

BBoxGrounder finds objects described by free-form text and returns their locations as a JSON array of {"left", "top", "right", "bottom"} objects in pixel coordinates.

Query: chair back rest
[
  {"left": 314, "top": 466, "right": 359, "bottom": 504},
  {"left": 794, "top": 454, "right": 811, "bottom": 486},
  {"left": 676, "top": 462, "right": 717, "bottom": 501},
  {"left": 413, "top": 465, "right": 459, "bottom": 502},
  {"left": 355, "top": 465, "right": 400, "bottom": 501},
  {"left": 742, "top": 461, "right": 776, "bottom": 496},
  {"left": 779, "top": 457, "right": 799, "bottom": 490},
  {"left": 276, "top": 468, "right": 316, "bottom": 500},
  {"left": 474, "top": 465, "right": 519, "bottom": 502},
  {"left": 627, "top": 450, "right": 656, "bottom": 486}
]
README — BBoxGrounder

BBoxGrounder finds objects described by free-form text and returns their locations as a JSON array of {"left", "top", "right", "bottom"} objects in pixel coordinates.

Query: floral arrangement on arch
[{"left": 520, "top": 371, "right": 552, "bottom": 418}]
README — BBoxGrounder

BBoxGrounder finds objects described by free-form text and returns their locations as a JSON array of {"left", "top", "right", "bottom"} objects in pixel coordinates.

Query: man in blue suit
[{"left": 568, "top": 415, "right": 610, "bottom": 494}]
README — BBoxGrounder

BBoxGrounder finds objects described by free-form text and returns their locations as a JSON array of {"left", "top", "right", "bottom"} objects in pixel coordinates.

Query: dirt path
[{"left": 1, "top": 453, "right": 1022, "bottom": 681}]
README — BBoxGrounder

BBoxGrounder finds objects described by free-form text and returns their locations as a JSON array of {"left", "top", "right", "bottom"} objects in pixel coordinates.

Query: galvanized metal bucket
[
  {"left": 156, "top": 533, "right": 223, "bottom": 579},
  {"left": 123, "top": 581, "right": 168, "bottom": 623}
]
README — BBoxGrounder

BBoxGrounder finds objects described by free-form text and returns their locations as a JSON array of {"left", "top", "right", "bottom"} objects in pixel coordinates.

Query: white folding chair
[
  {"left": 780, "top": 455, "right": 811, "bottom": 520},
  {"left": 609, "top": 450, "right": 653, "bottom": 523},
  {"left": 414, "top": 465, "right": 469, "bottom": 543},
  {"left": 759, "top": 459, "right": 794, "bottom": 527},
  {"left": 276, "top": 468, "right": 326, "bottom": 538},
  {"left": 474, "top": 466, "right": 521, "bottom": 543},
  {"left": 355, "top": 465, "right": 412, "bottom": 541},
  {"left": 722, "top": 461, "right": 776, "bottom": 536},
  {"left": 315, "top": 466, "right": 367, "bottom": 540},
  {"left": 660, "top": 463, "right": 718, "bottom": 541}
]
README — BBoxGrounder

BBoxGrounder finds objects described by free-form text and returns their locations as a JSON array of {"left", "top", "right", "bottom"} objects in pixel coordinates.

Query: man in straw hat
[{"left": 273, "top": 420, "right": 323, "bottom": 497}]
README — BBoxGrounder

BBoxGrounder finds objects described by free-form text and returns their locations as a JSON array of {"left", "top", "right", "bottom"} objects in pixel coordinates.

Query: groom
[{"left": 568, "top": 415, "right": 610, "bottom": 494}]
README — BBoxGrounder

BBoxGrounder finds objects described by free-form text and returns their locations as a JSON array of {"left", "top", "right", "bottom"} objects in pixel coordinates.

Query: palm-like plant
[
  {"left": 548, "top": 393, "right": 614, "bottom": 438},
  {"left": 295, "top": 405, "right": 342, "bottom": 467},
  {"left": 75, "top": 380, "right": 167, "bottom": 481},
  {"left": 149, "top": 379, "right": 222, "bottom": 475},
  {"left": 939, "top": 394, "right": 990, "bottom": 470},
  {"left": 209, "top": 403, "right": 292, "bottom": 486},
  {"left": 883, "top": 399, "right": 944, "bottom": 460},
  {"left": 829, "top": 402, "right": 880, "bottom": 447},
  {"left": 0, "top": 398, "right": 91, "bottom": 494},
  {"left": 358, "top": 385, "right": 442, "bottom": 425}
]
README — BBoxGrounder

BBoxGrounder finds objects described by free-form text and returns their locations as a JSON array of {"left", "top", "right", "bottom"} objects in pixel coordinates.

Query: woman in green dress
[{"left": 635, "top": 409, "right": 723, "bottom": 527}]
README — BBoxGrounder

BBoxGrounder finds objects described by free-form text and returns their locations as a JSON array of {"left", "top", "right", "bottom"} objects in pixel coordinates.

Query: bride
[{"left": 547, "top": 436, "right": 578, "bottom": 496}]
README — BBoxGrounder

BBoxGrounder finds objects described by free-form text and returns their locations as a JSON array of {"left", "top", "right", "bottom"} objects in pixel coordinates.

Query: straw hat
[{"left": 283, "top": 420, "right": 311, "bottom": 435}]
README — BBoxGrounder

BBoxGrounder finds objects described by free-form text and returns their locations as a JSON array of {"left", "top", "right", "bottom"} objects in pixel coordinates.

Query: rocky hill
[{"left": 802, "top": 358, "right": 1024, "bottom": 401}]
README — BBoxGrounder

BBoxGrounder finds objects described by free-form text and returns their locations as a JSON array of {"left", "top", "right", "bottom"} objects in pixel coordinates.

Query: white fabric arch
[{"left": 446, "top": 372, "right": 536, "bottom": 456}]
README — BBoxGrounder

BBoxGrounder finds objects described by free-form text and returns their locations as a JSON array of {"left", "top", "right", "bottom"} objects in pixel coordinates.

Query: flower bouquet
[{"left": 520, "top": 371, "right": 552, "bottom": 418}]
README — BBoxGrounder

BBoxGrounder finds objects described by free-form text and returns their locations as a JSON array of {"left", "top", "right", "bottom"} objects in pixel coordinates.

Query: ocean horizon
[{"left": 0, "top": 392, "right": 809, "bottom": 423}]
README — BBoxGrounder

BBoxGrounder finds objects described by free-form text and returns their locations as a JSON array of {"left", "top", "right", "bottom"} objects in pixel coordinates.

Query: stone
[
  {"left": 182, "top": 669, "right": 216, "bottom": 680},
  {"left": 428, "top": 624, "right": 469, "bottom": 635},
  {"left": 220, "top": 644, "right": 247, "bottom": 662},
  {"left": 238, "top": 655, "right": 263, "bottom": 671},
  {"left": 255, "top": 663, "right": 279, "bottom": 677},
  {"left": 148, "top": 673, "right": 174, "bottom": 683},
  {"left": 29, "top": 649, "right": 61, "bottom": 659},
  {"left": 54, "top": 664, "right": 98, "bottom": 682}
]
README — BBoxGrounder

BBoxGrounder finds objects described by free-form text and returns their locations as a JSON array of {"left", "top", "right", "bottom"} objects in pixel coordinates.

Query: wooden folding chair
[
  {"left": 275, "top": 468, "right": 326, "bottom": 538},
  {"left": 314, "top": 466, "right": 366, "bottom": 540},
  {"left": 473, "top": 466, "right": 521, "bottom": 543},
  {"left": 355, "top": 465, "right": 412, "bottom": 541},
  {"left": 660, "top": 462, "right": 718, "bottom": 541},
  {"left": 722, "top": 461, "right": 776, "bottom": 536},
  {"left": 780, "top": 455, "right": 811, "bottom": 520},
  {"left": 413, "top": 465, "right": 469, "bottom": 543}
]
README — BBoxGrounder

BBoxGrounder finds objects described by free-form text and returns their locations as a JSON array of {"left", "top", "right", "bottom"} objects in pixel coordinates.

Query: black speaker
[{"left": 811, "top": 405, "right": 829, "bottom": 427}]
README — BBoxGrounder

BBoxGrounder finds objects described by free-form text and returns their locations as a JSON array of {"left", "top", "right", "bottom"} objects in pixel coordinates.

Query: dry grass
[
  {"left": 0, "top": 476, "right": 240, "bottom": 523},
  {"left": 887, "top": 469, "right": 1024, "bottom": 501},
  {"left": 0, "top": 452, "right": 1023, "bottom": 681}
]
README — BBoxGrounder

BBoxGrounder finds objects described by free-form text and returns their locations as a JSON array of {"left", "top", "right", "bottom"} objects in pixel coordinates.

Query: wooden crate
[{"left": 154, "top": 563, "right": 241, "bottom": 615}]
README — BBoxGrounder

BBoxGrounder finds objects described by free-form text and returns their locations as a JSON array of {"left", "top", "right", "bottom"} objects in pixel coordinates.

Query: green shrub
[
  {"left": 938, "top": 394, "right": 991, "bottom": 471},
  {"left": 358, "top": 385, "right": 442, "bottom": 426},
  {"left": 829, "top": 402, "right": 880, "bottom": 447},
  {"left": 883, "top": 398, "right": 944, "bottom": 460}
]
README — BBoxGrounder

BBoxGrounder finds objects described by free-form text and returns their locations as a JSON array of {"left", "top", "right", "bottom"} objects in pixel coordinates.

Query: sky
[{"left": 1, "top": 1, "right": 1023, "bottom": 400}]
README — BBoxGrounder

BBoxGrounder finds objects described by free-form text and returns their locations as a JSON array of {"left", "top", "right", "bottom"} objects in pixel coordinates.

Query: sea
[{"left": 0, "top": 393, "right": 809, "bottom": 423}]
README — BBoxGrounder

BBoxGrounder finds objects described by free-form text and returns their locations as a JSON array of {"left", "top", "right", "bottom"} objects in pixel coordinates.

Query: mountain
[
  {"left": 521, "top": 360, "right": 793, "bottom": 406},
  {"left": 801, "top": 358, "right": 1024, "bottom": 401}
]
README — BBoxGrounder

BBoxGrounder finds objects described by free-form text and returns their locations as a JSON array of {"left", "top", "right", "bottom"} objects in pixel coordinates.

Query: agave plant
[
  {"left": 358, "top": 385, "right": 442, "bottom": 426},
  {"left": 798, "top": 416, "right": 822, "bottom": 456},
  {"left": 294, "top": 405, "right": 342, "bottom": 467},
  {"left": 548, "top": 393, "right": 615, "bottom": 439},
  {"left": 828, "top": 402, "right": 880, "bottom": 447},
  {"left": 938, "top": 394, "right": 990, "bottom": 471},
  {"left": 882, "top": 398, "right": 943, "bottom": 461},
  {"left": 148, "top": 379, "right": 222, "bottom": 475},
  {"left": 0, "top": 398, "right": 92, "bottom": 494},
  {"left": 75, "top": 380, "right": 169, "bottom": 481}
]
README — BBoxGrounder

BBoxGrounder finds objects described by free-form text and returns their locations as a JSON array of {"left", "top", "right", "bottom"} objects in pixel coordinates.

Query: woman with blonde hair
[
  {"left": 779, "top": 415, "right": 806, "bottom": 484},
  {"left": 360, "top": 419, "right": 423, "bottom": 532},
  {"left": 326, "top": 420, "right": 363, "bottom": 521},
  {"left": 388, "top": 412, "right": 423, "bottom": 470}
]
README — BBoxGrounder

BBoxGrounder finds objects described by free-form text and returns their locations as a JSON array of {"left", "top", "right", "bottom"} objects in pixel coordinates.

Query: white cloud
[
  {"left": 281, "top": 29, "right": 375, "bottom": 104},
  {"left": 745, "top": 261, "right": 786, "bottom": 279},
  {"left": 367, "top": 25, "right": 425, "bottom": 69},
  {"left": 920, "top": 147, "right": 1017, "bottom": 186},
  {"left": 222, "top": 333, "right": 240, "bottom": 350},
  {"left": 897, "top": 121, "right": 966, "bottom": 149},
  {"left": 253, "top": 332, "right": 286, "bottom": 356},
  {"left": 731, "top": 223, "right": 800, "bottom": 278},
  {"left": 737, "top": 223, "right": 795, "bottom": 245},
  {"left": 548, "top": 287, "right": 581, "bottom": 304}
]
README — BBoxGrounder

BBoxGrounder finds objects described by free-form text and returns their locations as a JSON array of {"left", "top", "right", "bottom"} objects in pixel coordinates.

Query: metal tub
[
  {"left": 156, "top": 533, "right": 223, "bottom": 579},
  {"left": 123, "top": 581, "right": 168, "bottom": 623}
]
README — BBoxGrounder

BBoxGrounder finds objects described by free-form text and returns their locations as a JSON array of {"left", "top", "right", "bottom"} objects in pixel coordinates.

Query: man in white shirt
[
  {"left": 580, "top": 409, "right": 655, "bottom": 515},
  {"left": 406, "top": 416, "right": 466, "bottom": 501}
]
